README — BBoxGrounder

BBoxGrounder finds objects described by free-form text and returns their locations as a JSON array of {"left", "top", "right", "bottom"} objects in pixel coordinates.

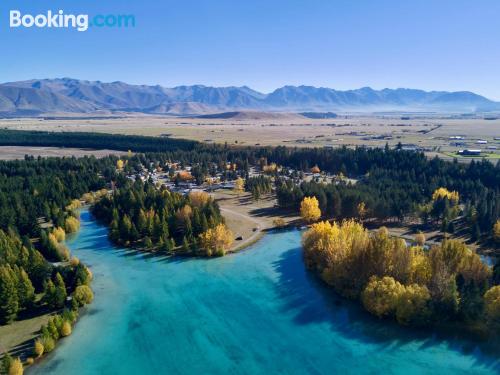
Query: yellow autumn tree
[
  {"left": 40, "top": 336, "right": 55, "bottom": 353},
  {"left": 262, "top": 163, "right": 277, "bottom": 174},
  {"left": 234, "top": 177, "right": 245, "bottom": 194},
  {"left": 48, "top": 233, "right": 70, "bottom": 260},
  {"left": 362, "top": 276, "right": 405, "bottom": 318},
  {"left": 302, "top": 220, "right": 369, "bottom": 296},
  {"left": 408, "top": 248, "right": 432, "bottom": 285},
  {"left": 52, "top": 227, "right": 66, "bottom": 242},
  {"left": 357, "top": 202, "right": 367, "bottom": 221},
  {"left": 73, "top": 285, "right": 94, "bottom": 306},
  {"left": 33, "top": 339, "right": 44, "bottom": 357},
  {"left": 432, "top": 187, "right": 459, "bottom": 203},
  {"left": 300, "top": 196, "right": 321, "bottom": 223},
  {"left": 395, "top": 284, "right": 431, "bottom": 325},
  {"left": 175, "top": 205, "right": 193, "bottom": 223},
  {"left": 60, "top": 321, "right": 72, "bottom": 337},
  {"left": 189, "top": 191, "right": 210, "bottom": 208},
  {"left": 116, "top": 159, "right": 125, "bottom": 170},
  {"left": 484, "top": 286, "right": 500, "bottom": 325},
  {"left": 70, "top": 256, "right": 80, "bottom": 267},
  {"left": 8, "top": 358, "right": 23, "bottom": 375},
  {"left": 199, "top": 224, "right": 234, "bottom": 257},
  {"left": 493, "top": 220, "right": 500, "bottom": 243},
  {"left": 64, "top": 216, "right": 80, "bottom": 233},
  {"left": 414, "top": 232, "right": 425, "bottom": 246},
  {"left": 65, "top": 199, "right": 81, "bottom": 211}
]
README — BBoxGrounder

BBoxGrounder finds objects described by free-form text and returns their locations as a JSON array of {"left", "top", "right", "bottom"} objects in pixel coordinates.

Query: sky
[{"left": 1, "top": 0, "right": 500, "bottom": 99}]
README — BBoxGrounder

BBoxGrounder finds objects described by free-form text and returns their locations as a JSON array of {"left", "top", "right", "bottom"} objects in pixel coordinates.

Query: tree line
[
  {"left": 2, "top": 130, "right": 497, "bottom": 238},
  {"left": 303, "top": 220, "right": 499, "bottom": 331},
  {"left": 90, "top": 179, "right": 231, "bottom": 256}
]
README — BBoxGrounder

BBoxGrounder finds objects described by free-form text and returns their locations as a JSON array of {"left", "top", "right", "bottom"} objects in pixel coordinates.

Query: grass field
[{"left": 0, "top": 115, "right": 499, "bottom": 161}]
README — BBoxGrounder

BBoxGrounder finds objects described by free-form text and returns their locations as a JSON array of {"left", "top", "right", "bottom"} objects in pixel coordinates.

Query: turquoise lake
[{"left": 29, "top": 210, "right": 500, "bottom": 375}]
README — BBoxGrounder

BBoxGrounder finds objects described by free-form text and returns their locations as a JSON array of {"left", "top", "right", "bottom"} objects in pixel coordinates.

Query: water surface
[{"left": 30, "top": 210, "right": 500, "bottom": 374}]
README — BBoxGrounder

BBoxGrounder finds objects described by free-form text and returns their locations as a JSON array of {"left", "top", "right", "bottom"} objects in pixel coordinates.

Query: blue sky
[{"left": 2, "top": 0, "right": 500, "bottom": 99}]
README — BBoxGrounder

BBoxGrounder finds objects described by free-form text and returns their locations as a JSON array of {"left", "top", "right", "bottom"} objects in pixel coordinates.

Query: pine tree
[
  {"left": 54, "top": 273, "right": 67, "bottom": 308},
  {"left": 15, "top": 267, "right": 35, "bottom": 309},
  {"left": 0, "top": 266, "right": 19, "bottom": 324}
]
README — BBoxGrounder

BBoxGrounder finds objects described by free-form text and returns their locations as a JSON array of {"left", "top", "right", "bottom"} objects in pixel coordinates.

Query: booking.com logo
[{"left": 9, "top": 10, "right": 136, "bottom": 32}]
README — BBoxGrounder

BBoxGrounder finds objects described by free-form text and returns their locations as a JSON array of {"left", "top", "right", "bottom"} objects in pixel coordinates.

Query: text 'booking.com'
[{"left": 9, "top": 10, "right": 136, "bottom": 31}]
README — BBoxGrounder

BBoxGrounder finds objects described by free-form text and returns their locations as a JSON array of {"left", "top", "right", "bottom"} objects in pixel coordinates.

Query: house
[{"left": 458, "top": 149, "right": 482, "bottom": 156}]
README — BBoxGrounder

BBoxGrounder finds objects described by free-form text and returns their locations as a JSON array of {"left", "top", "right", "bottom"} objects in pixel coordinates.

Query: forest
[
  {"left": 0, "top": 155, "right": 110, "bottom": 372},
  {"left": 0, "top": 129, "right": 498, "bottom": 241},
  {"left": 91, "top": 179, "right": 232, "bottom": 256}
]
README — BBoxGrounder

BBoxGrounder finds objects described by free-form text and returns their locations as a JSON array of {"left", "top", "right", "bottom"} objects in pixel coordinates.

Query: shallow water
[{"left": 30, "top": 210, "right": 500, "bottom": 375}]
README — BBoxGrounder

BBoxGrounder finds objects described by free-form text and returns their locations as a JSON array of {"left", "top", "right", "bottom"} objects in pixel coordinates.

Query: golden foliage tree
[
  {"left": 493, "top": 220, "right": 500, "bottom": 243},
  {"left": 414, "top": 232, "right": 425, "bottom": 247},
  {"left": 40, "top": 336, "right": 55, "bottom": 353},
  {"left": 73, "top": 285, "right": 94, "bottom": 306},
  {"left": 432, "top": 187, "right": 459, "bottom": 203},
  {"left": 362, "top": 276, "right": 405, "bottom": 317},
  {"left": 60, "top": 321, "right": 72, "bottom": 337},
  {"left": 33, "top": 339, "right": 44, "bottom": 358},
  {"left": 52, "top": 227, "right": 66, "bottom": 243},
  {"left": 199, "top": 224, "right": 234, "bottom": 257},
  {"left": 8, "top": 358, "right": 23, "bottom": 375},
  {"left": 357, "top": 202, "right": 367, "bottom": 221},
  {"left": 484, "top": 286, "right": 500, "bottom": 325},
  {"left": 64, "top": 216, "right": 80, "bottom": 234},
  {"left": 65, "top": 199, "right": 81, "bottom": 211},
  {"left": 175, "top": 205, "right": 193, "bottom": 223},
  {"left": 48, "top": 233, "right": 70, "bottom": 260},
  {"left": 116, "top": 159, "right": 125, "bottom": 170},
  {"left": 302, "top": 220, "right": 369, "bottom": 296},
  {"left": 300, "top": 196, "right": 321, "bottom": 223},
  {"left": 189, "top": 191, "right": 210, "bottom": 208},
  {"left": 234, "top": 177, "right": 245, "bottom": 194},
  {"left": 262, "top": 163, "right": 277, "bottom": 174},
  {"left": 395, "top": 284, "right": 431, "bottom": 325},
  {"left": 70, "top": 256, "right": 80, "bottom": 267}
]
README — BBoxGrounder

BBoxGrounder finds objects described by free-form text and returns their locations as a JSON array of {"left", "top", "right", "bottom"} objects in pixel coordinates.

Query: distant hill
[
  {"left": 1, "top": 78, "right": 499, "bottom": 116},
  {"left": 195, "top": 111, "right": 306, "bottom": 120}
]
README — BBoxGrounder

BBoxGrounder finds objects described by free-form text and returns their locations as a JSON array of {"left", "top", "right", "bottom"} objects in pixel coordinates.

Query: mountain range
[{"left": 1, "top": 78, "right": 499, "bottom": 116}]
